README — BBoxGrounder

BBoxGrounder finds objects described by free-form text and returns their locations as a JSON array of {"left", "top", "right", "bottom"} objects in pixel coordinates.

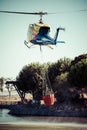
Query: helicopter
[
  {"left": 0, "top": 11, "right": 65, "bottom": 50},
  {"left": 24, "top": 12, "right": 65, "bottom": 50}
]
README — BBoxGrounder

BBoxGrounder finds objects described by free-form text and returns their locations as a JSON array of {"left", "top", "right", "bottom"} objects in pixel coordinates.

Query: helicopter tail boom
[
  {"left": 56, "top": 41, "right": 65, "bottom": 44},
  {"left": 54, "top": 27, "right": 65, "bottom": 44}
]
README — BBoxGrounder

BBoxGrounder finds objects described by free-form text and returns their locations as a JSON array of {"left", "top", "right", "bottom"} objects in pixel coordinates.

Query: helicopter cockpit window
[{"left": 39, "top": 26, "right": 50, "bottom": 36}]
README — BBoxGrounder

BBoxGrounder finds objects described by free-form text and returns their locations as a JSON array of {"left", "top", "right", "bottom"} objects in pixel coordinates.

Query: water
[{"left": 0, "top": 109, "right": 87, "bottom": 128}]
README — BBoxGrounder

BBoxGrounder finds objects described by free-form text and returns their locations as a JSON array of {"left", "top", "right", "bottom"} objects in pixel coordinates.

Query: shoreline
[
  {"left": 0, "top": 95, "right": 87, "bottom": 117},
  {"left": 0, "top": 123, "right": 87, "bottom": 130}
]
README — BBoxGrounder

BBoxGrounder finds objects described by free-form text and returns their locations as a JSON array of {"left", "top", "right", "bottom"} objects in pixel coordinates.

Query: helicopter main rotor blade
[
  {"left": 0, "top": 9, "right": 87, "bottom": 16},
  {"left": 0, "top": 10, "right": 48, "bottom": 15}
]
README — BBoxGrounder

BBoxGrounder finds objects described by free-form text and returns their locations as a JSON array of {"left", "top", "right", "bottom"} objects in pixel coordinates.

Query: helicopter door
[
  {"left": 27, "top": 23, "right": 41, "bottom": 42},
  {"left": 27, "top": 23, "right": 52, "bottom": 42}
]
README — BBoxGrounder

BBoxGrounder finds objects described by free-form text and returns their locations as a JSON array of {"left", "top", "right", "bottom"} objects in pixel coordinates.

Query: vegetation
[
  {"left": 15, "top": 54, "right": 87, "bottom": 103},
  {"left": 48, "top": 57, "right": 71, "bottom": 83},
  {"left": 5, "top": 84, "right": 14, "bottom": 98},
  {"left": 16, "top": 57, "right": 72, "bottom": 102},
  {"left": 0, "top": 77, "right": 4, "bottom": 92},
  {"left": 68, "top": 54, "right": 87, "bottom": 89},
  {"left": 47, "top": 58, "right": 72, "bottom": 103},
  {"left": 1, "top": 54, "right": 87, "bottom": 104},
  {"left": 16, "top": 62, "right": 47, "bottom": 100}
]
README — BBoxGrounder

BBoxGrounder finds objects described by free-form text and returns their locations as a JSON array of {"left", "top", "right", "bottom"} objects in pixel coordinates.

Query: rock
[{"left": 9, "top": 104, "right": 87, "bottom": 117}]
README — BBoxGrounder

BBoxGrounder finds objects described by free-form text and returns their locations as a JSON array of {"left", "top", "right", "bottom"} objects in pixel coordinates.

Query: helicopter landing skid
[
  {"left": 24, "top": 40, "right": 34, "bottom": 49},
  {"left": 47, "top": 45, "right": 53, "bottom": 49},
  {"left": 24, "top": 40, "right": 54, "bottom": 51}
]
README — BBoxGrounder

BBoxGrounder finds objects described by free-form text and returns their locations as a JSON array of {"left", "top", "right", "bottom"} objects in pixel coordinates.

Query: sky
[{"left": 0, "top": 0, "right": 87, "bottom": 78}]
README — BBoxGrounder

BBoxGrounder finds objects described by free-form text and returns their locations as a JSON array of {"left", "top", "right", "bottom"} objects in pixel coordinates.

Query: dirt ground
[
  {"left": 0, "top": 95, "right": 20, "bottom": 104},
  {"left": 0, "top": 93, "right": 33, "bottom": 104}
]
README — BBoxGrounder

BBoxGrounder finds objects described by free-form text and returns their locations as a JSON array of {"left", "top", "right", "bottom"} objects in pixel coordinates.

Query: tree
[
  {"left": 47, "top": 58, "right": 71, "bottom": 102},
  {"left": 48, "top": 57, "right": 71, "bottom": 84},
  {"left": 70, "top": 54, "right": 87, "bottom": 66},
  {"left": 58, "top": 57, "right": 72, "bottom": 73},
  {"left": 0, "top": 77, "right": 4, "bottom": 92},
  {"left": 16, "top": 63, "right": 47, "bottom": 101},
  {"left": 52, "top": 72, "right": 71, "bottom": 103},
  {"left": 5, "top": 84, "right": 14, "bottom": 98},
  {"left": 48, "top": 62, "right": 61, "bottom": 83},
  {"left": 68, "top": 54, "right": 87, "bottom": 89}
]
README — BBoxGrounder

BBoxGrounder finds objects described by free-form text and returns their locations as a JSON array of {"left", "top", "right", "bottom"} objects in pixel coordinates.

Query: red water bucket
[{"left": 43, "top": 94, "right": 55, "bottom": 106}]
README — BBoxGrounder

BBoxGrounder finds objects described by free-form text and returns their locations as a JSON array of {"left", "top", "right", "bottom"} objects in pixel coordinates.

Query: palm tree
[{"left": 0, "top": 77, "right": 4, "bottom": 92}]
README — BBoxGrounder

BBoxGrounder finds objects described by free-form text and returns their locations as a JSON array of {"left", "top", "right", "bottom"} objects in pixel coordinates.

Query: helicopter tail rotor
[{"left": 58, "top": 27, "right": 65, "bottom": 31}]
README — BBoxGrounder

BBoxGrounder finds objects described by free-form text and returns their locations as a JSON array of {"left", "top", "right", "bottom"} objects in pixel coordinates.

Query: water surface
[{"left": 0, "top": 109, "right": 87, "bottom": 128}]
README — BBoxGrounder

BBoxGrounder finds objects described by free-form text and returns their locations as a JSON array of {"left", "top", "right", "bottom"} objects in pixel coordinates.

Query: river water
[{"left": 0, "top": 109, "right": 87, "bottom": 128}]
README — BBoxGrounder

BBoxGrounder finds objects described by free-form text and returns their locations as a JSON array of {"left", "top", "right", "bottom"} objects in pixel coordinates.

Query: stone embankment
[{"left": 8, "top": 103, "right": 87, "bottom": 117}]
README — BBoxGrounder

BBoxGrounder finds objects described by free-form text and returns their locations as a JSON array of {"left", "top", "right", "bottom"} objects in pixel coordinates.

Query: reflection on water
[
  {"left": 0, "top": 109, "right": 87, "bottom": 126},
  {"left": 0, "top": 109, "right": 21, "bottom": 123}
]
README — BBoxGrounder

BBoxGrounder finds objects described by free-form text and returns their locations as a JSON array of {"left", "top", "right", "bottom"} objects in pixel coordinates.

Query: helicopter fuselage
[
  {"left": 24, "top": 23, "right": 65, "bottom": 50},
  {"left": 30, "top": 26, "right": 65, "bottom": 45}
]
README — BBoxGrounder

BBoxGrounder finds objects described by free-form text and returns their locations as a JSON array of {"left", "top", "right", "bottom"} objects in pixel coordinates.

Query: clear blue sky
[{"left": 0, "top": 0, "right": 87, "bottom": 78}]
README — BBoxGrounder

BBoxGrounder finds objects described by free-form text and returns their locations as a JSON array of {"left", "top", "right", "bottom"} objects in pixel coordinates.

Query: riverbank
[
  {"left": 0, "top": 95, "right": 21, "bottom": 104},
  {"left": 0, "top": 123, "right": 87, "bottom": 130},
  {"left": 0, "top": 95, "right": 20, "bottom": 109},
  {"left": 0, "top": 95, "right": 87, "bottom": 117},
  {"left": 8, "top": 103, "right": 87, "bottom": 117},
  {"left": 0, "top": 94, "right": 33, "bottom": 105}
]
